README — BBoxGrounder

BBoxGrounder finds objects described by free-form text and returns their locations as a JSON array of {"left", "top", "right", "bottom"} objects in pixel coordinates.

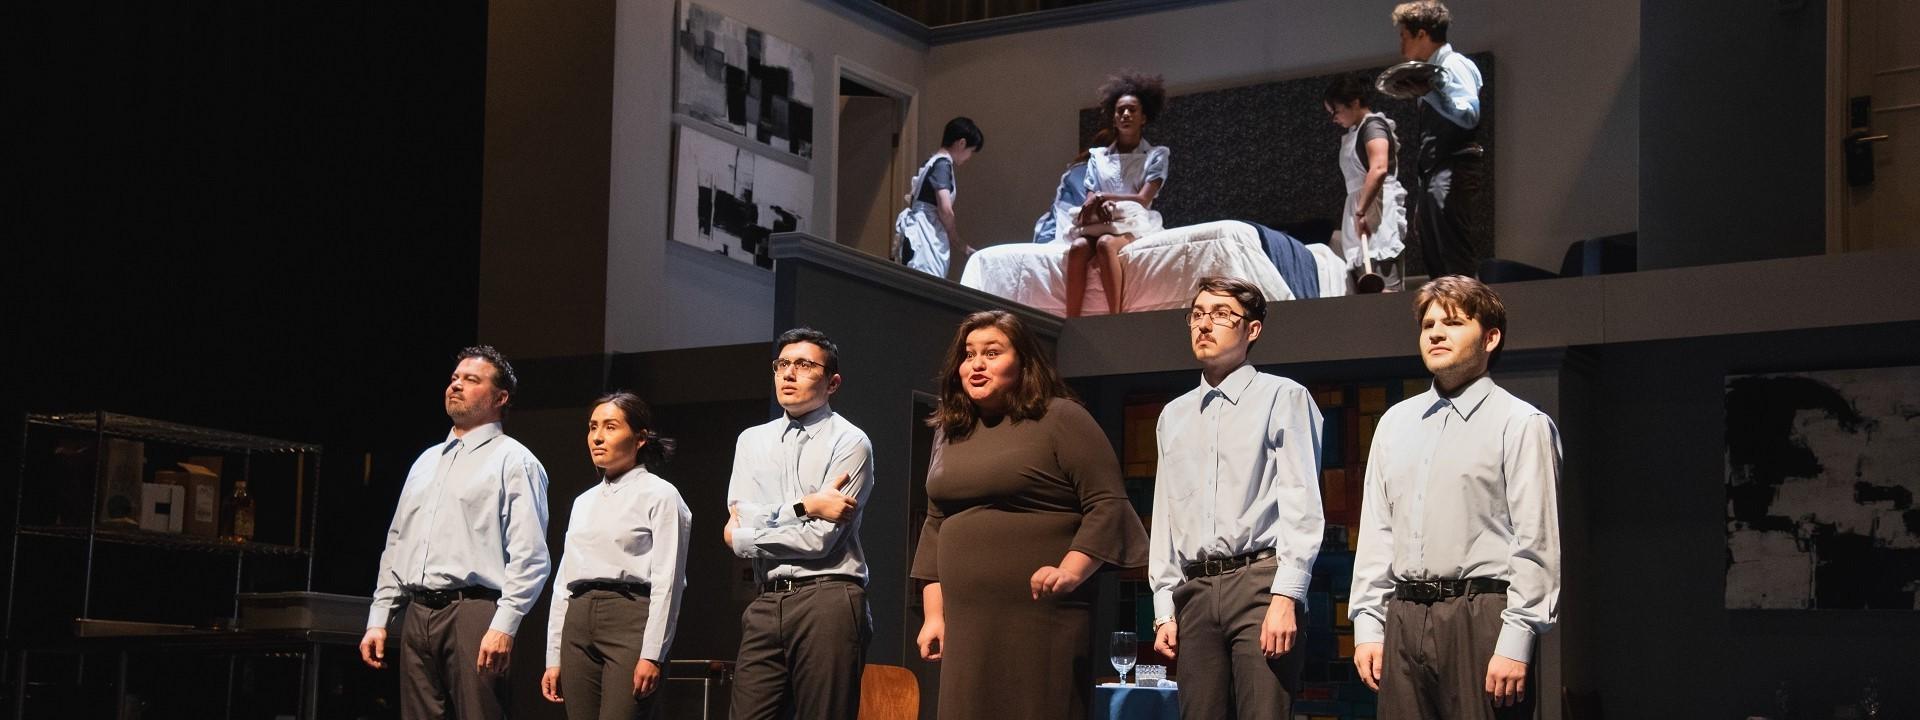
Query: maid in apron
[
  {"left": 1066, "top": 73, "right": 1170, "bottom": 317},
  {"left": 1325, "top": 74, "right": 1408, "bottom": 292},
  {"left": 893, "top": 117, "right": 984, "bottom": 279}
]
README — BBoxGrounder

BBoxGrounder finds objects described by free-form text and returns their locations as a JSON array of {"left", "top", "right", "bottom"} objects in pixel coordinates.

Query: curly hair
[
  {"left": 1392, "top": 1, "right": 1451, "bottom": 43},
  {"left": 1097, "top": 71, "right": 1168, "bottom": 127}
]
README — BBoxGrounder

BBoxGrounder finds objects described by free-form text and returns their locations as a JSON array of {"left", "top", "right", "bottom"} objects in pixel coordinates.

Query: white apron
[
  {"left": 893, "top": 150, "right": 954, "bottom": 277},
  {"left": 1080, "top": 141, "right": 1167, "bottom": 239},
  {"left": 1339, "top": 113, "right": 1408, "bottom": 269}
]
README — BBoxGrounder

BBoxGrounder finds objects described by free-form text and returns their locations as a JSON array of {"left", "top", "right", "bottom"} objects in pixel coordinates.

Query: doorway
[
  {"left": 835, "top": 66, "right": 914, "bottom": 261},
  {"left": 1829, "top": 0, "right": 1920, "bottom": 252}
]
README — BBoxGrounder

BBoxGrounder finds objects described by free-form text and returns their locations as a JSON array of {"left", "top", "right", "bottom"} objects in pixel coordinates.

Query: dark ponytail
[{"left": 594, "top": 391, "right": 677, "bottom": 471}]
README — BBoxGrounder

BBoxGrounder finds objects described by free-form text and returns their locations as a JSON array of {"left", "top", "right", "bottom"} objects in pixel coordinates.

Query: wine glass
[{"left": 1110, "top": 631, "right": 1137, "bottom": 686}]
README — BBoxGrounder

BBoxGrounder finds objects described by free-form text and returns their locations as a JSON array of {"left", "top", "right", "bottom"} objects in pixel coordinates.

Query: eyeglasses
[
  {"left": 772, "top": 358, "right": 828, "bottom": 376},
  {"left": 1187, "top": 308, "right": 1247, "bottom": 328}
]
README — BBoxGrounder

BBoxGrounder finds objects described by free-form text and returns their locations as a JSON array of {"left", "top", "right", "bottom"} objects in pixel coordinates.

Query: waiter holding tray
[{"left": 1382, "top": 1, "right": 1485, "bottom": 280}]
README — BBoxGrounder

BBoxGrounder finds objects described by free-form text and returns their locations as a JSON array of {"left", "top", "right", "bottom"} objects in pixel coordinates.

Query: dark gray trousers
[
  {"left": 399, "top": 597, "right": 510, "bottom": 720},
  {"left": 1171, "top": 558, "right": 1305, "bottom": 720},
  {"left": 1378, "top": 594, "right": 1536, "bottom": 720},
  {"left": 560, "top": 590, "right": 657, "bottom": 720},
  {"left": 729, "top": 581, "right": 870, "bottom": 720}
]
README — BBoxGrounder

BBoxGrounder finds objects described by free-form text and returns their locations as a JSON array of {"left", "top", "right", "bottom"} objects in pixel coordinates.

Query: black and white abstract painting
[
  {"left": 672, "top": 125, "right": 810, "bottom": 269},
  {"left": 1725, "top": 366, "right": 1920, "bottom": 610},
  {"left": 675, "top": 3, "right": 814, "bottom": 160}
]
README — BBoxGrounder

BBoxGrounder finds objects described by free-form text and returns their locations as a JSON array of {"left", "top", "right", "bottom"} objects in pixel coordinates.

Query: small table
[{"left": 1092, "top": 682, "right": 1179, "bottom": 720}]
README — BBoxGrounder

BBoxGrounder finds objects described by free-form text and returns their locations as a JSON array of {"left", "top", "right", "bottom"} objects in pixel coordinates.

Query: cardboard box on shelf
[
  {"left": 100, "top": 438, "right": 144, "bottom": 527},
  {"left": 139, "top": 482, "right": 185, "bottom": 533},
  {"left": 177, "top": 462, "right": 222, "bottom": 537}
]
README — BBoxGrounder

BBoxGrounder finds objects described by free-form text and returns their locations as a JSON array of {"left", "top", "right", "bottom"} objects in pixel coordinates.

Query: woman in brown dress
[{"left": 911, "top": 310, "right": 1148, "bottom": 719}]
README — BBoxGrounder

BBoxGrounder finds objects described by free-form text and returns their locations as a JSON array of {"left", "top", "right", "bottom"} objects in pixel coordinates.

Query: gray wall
[
  {"left": 923, "top": 0, "right": 1640, "bottom": 274},
  {"left": 1581, "top": 325, "right": 1920, "bottom": 717},
  {"left": 606, "top": 0, "right": 928, "bottom": 354},
  {"left": 1639, "top": 0, "right": 1828, "bottom": 269}
]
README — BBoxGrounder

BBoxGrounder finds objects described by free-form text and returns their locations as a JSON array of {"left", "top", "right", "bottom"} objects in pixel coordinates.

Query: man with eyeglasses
[
  {"left": 1148, "top": 276, "right": 1325, "bottom": 719},
  {"left": 722, "top": 327, "right": 875, "bottom": 720}
]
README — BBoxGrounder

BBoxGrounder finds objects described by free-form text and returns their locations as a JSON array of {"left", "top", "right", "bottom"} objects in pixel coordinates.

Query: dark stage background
[{"left": 6, "top": 1, "right": 487, "bottom": 712}]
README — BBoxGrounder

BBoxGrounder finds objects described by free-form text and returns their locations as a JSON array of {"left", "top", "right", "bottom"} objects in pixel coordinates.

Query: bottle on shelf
[{"left": 228, "top": 480, "right": 255, "bottom": 542}]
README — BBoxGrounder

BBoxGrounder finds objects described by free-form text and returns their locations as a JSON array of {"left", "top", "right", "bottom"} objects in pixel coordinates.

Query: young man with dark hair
[
  {"left": 1350, "top": 276, "right": 1561, "bottom": 718},
  {"left": 722, "top": 327, "right": 876, "bottom": 720},
  {"left": 1392, "top": 0, "right": 1485, "bottom": 279},
  {"left": 895, "top": 116, "right": 984, "bottom": 279},
  {"left": 361, "top": 345, "right": 552, "bottom": 720},
  {"left": 1149, "top": 277, "right": 1326, "bottom": 719}
]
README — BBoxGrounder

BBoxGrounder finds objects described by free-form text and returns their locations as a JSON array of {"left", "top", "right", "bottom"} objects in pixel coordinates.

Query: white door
[{"left": 1837, "top": 0, "right": 1920, "bottom": 251}]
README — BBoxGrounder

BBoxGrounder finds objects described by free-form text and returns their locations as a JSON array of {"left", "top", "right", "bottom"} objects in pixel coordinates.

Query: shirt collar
[
  {"left": 1427, "top": 43, "right": 1455, "bottom": 65},
  {"left": 1200, "top": 364, "right": 1258, "bottom": 407},
  {"left": 784, "top": 404, "right": 834, "bottom": 440},
  {"left": 1428, "top": 374, "right": 1495, "bottom": 421},
  {"left": 600, "top": 466, "right": 648, "bottom": 495},
  {"left": 444, "top": 421, "right": 504, "bottom": 451}
]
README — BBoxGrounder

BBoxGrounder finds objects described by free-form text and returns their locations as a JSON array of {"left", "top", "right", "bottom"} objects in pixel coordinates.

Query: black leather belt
[
  {"left": 1182, "top": 548, "right": 1276, "bottom": 580},
  {"left": 759, "top": 574, "right": 860, "bottom": 594},
  {"left": 1394, "top": 577, "right": 1508, "bottom": 603},
  {"left": 408, "top": 586, "right": 501, "bottom": 609},
  {"left": 569, "top": 580, "right": 651, "bottom": 598}
]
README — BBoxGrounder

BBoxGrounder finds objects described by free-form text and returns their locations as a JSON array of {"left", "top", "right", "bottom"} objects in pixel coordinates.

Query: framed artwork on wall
[
  {"left": 675, "top": 2, "right": 815, "bottom": 162},
  {"left": 1724, "top": 365, "right": 1920, "bottom": 610},
  {"left": 671, "top": 124, "right": 813, "bottom": 269}
]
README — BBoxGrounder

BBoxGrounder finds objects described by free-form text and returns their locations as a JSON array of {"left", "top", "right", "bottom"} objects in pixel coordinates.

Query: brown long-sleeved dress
[{"left": 911, "top": 397, "right": 1149, "bottom": 720}]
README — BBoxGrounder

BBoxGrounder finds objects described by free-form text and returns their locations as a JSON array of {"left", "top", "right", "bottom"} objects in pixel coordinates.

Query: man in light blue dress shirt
[
  {"left": 722, "top": 328, "right": 874, "bottom": 720},
  {"left": 1349, "top": 277, "right": 1561, "bottom": 718},
  {"left": 359, "top": 346, "right": 552, "bottom": 720},
  {"left": 1393, "top": 1, "right": 1486, "bottom": 279},
  {"left": 1148, "top": 277, "right": 1325, "bottom": 719}
]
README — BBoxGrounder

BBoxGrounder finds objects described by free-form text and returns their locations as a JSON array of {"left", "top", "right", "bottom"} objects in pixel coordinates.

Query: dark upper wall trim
[
  {"left": 816, "top": 0, "right": 1236, "bottom": 47},
  {"left": 814, "top": 0, "right": 930, "bottom": 46},
  {"left": 768, "top": 233, "right": 1064, "bottom": 337}
]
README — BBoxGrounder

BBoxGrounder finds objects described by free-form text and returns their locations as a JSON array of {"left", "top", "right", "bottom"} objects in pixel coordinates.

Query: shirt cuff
[
  {"left": 366, "top": 605, "right": 392, "bottom": 629},
  {"left": 1353, "top": 613, "right": 1386, "bottom": 646},
  {"left": 489, "top": 606, "right": 525, "bottom": 636},
  {"left": 730, "top": 525, "right": 761, "bottom": 558},
  {"left": 546, "top": 648, "right": 562, "bottom": 668},
  {"left": 1152, "top": 589, "right": 1176, "bottom": 621},
  {"left": 641, "top": 641, "right": 666, "bottom": 663},
  {"left": 1267, "top": 565, "right": 1312, "bottom": 604},
  {"left": 1494, "top": 624, "right": 1535, "bottom": 664}
]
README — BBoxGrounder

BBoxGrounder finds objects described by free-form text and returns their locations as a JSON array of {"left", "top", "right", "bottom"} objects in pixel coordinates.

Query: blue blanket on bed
[{"left": 1242, "top": 221, "right": 1321, "bottom": 300}]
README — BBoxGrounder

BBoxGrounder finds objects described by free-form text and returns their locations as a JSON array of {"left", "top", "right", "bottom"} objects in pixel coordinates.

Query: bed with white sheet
[{"left": 959, "top": 220, "right": 1349, "bottom": 316}]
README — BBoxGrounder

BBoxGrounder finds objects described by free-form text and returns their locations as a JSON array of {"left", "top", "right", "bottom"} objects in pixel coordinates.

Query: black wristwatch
[{"left": 792, "top": 501, "right": 808, "bottom": 518}]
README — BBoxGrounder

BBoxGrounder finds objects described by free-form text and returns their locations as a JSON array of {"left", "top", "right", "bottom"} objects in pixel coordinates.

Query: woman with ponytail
[{"left": 541, "top": 392, "right": 691, "bottom": 719}]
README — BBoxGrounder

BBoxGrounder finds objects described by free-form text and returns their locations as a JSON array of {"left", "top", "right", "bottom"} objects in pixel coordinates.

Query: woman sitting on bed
[{"left": 1065, "top": 72, "right": 1170, "bottom": 317}]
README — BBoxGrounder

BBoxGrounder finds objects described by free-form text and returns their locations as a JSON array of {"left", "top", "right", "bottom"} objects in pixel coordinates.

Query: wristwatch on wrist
[
  {"left": 1153, "top": 615, "right": 1175, "bottom": 631},
  {"left": 792, "top": 501, "right": 808, "bottom": 518}
]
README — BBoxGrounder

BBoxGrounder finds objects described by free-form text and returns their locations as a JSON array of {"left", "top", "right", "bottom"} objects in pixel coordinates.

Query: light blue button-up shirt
[
  {"left": 367, "top": 422, "right": 552, "bottom": 635},
  {"left": 726, "top": 404, "right": 874, "bottom": 583},
  {"left": 1423, "top": 43, "right": 1483, "bottom": 129},
  {"left": 546, "top": 467, "right": 690, "bottom": 666},
  {"left": 1149, "top": 364, "right": 1326, "bottom": 620},
  {"left": 1348, "top": 376, "right": 1561, "bottom": 663}
]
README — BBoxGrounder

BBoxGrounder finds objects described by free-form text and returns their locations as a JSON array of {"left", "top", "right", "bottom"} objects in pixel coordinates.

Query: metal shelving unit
[{"left": 5, "top": 411, "right": 327, "bottom": 718}]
